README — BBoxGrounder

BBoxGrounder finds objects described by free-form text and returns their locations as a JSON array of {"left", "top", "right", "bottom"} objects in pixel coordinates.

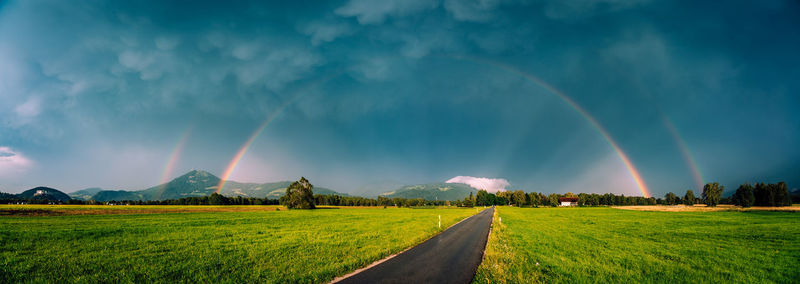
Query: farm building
[{"left": 559, "top": 197, "right": 578, "bottom": 206}]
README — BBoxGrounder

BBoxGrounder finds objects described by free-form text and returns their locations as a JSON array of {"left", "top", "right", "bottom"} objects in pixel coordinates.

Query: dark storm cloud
[{"left": 0, "top": 0, "right": 798, "bottom": 195}]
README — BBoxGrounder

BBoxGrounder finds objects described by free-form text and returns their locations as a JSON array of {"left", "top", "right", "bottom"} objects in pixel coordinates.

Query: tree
[
  {"left": 776, "top": 181, "right": 792, "bottom": 206},
  {"left": 753, "top": 182, "right": 768, "bottom": 206},
  {"left": 512, "top": 190, "right": 526, "bottom": 207},
  {"left": 548, "top": 193, "right": 560, "bottom": 207},
  {"left": 462, "top": 193, "right": 474, "bottom": 208},
  {"left": 496, "top": 191, "right": 512, "bottom": 205},
  {"left": 683, "top": 190, "right": 696, "bottom": 206},
  {"left": 476, "top": 190, "right": 490, "bottom": 206},
  {"left": 664, "top": 192, "right": 679, "bottom": 205},
  {"left": 702, "top": 182, "right": 723, "bottom": 207},
  {"left": 209, "top": 192, "right": 229, "bottom": 205},
  {"left": 283, "top": 177, "right": 316, "bottom": 209},
  {"left": 524, "top": 192, "right": 532, "bottom": 206},
  {"left": 732, "top": 183, "right": 755, "bottom": 208}
]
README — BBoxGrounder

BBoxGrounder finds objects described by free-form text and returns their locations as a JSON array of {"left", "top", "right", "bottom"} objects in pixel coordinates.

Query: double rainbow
[
  {"left": 450, "top": 55, "right": 653, "bottom": 197},
  {"left": 205, "top": 57, "right": 708, "bottom": 198}
]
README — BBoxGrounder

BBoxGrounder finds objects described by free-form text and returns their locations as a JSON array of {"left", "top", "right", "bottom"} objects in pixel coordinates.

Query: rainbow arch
[
  {"left": 215, "top": 58, "right": 655, "bottom": 198},
  {"left": 156, "top": 127, "right": 193, "bottom": 200},
  {"left": 216, "top": 72, "right": 343, "bottom": 193},
  {"left": 662, "top": 116, "right": 705, "bottom": 191},
  {"left": 449, "top": 55, "right": 652, "bottom": 198}
]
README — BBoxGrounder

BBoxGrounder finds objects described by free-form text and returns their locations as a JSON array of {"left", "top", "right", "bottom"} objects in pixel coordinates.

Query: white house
[{"left": 559, "top": 197, "right": 578, "bottom": 206}]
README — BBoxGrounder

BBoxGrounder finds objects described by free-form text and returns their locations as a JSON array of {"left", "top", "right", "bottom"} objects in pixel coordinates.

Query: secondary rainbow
[
  {"left": 156, "top": 127, "right": 193, "bottom": 200},
  {"left": 451, "top": 55, "right": 652, "bottom": 198},
  {"left": 661, "top": 116, "right": 705, "bottom": 191}
]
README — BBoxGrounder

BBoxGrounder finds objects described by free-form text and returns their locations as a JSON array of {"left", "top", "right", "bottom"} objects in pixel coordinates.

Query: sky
[{"left": 1, "top": 0, "right": 798, "bottom": 197}]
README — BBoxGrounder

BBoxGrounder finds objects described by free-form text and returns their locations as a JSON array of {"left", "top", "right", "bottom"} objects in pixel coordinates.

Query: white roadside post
[
  {"left": 438, "top": 215, "right": 441, "bottom": 229},
  {"left": 499, "top": 217, "right": 502, "bottom": 224}
]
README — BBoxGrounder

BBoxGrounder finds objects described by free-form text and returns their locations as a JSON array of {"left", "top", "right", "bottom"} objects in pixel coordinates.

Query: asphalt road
[{"left": 336, "top": 207, "right": 495, "bottom": 284}]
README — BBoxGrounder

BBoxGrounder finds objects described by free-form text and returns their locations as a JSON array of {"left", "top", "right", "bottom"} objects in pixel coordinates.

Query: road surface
[{"left": 335, "top": 207, "right": 494, "bottom": 284}]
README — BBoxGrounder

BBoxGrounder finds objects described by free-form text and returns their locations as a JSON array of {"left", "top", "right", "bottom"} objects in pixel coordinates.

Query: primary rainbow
[
  {"left": 216, "top": 59, "right": 654, "bottom": 198},
  {"left": 215, "top": 112, "right": 280, "bottom": 194},
  {"left": 451, "top": 55, "right": 652, "bottom": 198},
  {"left": 216, "top": 72, "right": 343, "bottom": 193}
]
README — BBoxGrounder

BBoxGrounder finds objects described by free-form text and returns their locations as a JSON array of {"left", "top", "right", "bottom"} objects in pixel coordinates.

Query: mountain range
[
  {"left": 80, "top": 170, "right": 347, "bottom": 201},
  {"left": 378, "top": 182, "right": 477, "bottom": 201},
  {"left": 2, "top": 170, "right": 484, "bottom": 202},
  {"left": 80, "top": 171, "right": 479, "bottom": 202}
]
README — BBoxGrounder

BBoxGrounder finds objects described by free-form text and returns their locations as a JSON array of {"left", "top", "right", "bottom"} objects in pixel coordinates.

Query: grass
[
  {"left": 0, "top": 205, "right": 286, "bottom": 216},
  {"left": 475, "top": 207, "right": 800, "bottom": 283},
  {"left": 615, "top": 204, "right": 800, "bottom": 212},
  {"left": 0, "top": 205, "right": 474, "bottom": 283}
]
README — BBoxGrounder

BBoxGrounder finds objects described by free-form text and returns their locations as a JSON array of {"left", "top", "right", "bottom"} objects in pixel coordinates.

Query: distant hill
[
  {"left": 380, "top": 183, "right": 476, "bottom": 201},
  {"left": 16, "top": 187, "right": 72, "bottom": 201},
  {"left": 92, "top": 190, "right": 146, "bottom": 202},
  {"left": 222, "top": 180, "right": 344, "bottom": 198},
  {"left": 141, "top": 170, "right": 221, "bottom": 200},
  {"left": 90, "top": 170, "right": 346, "bottom": 201},
  {"left": 351, "top": 180, "right": 406, "bottom": 198},
  {"left": 69, "top": 187, "right": 105, "bottom": 200},
  {"left": 0, "top": 191, "right": 18, "bottom": 200}
]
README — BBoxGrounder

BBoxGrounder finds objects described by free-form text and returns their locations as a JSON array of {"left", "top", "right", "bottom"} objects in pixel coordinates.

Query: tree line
[
  {"left": 731, "top": 182, "right": 791, "bottom": 207},
  {"left": 314, "top": 195, "right": 446, "bottom": 207},
  {"left": 456, "top": 181, "right": 792, "bottom": 208},
  {"left": 2, "top": 179, "right": 792, "bottom": 208},
  {"left": 452, "top": 190, "right": 662, "bottom": 207}
]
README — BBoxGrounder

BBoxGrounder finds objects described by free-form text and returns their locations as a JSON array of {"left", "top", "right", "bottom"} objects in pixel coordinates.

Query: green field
[
  {"left": 475, "top": 207, "right": 800, "bottom": 283},
  {"left": 0, "top": 205, "right": 474, "bottom": 283}
]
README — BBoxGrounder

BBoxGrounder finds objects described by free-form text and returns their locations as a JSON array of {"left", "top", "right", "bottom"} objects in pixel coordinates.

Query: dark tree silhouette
[{"left": 684, "top": 190, "right": 696, "bottom": 206}]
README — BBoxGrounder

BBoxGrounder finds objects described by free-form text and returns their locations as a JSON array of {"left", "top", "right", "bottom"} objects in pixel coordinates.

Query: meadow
[
  {"left": 475, "top": 207, "right": 800, "bottom": 283},
  {"left": 0, "top": 205, "right": 474, "bottom": 283}
]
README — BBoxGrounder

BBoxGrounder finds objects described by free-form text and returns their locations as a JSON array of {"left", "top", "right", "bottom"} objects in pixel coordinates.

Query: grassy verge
[
  {"left": 474, "top": 206, "right": 513, "bottom": 283},
  {"left": 0, "top": 206, "right": 474, "bottom": 283},
  {"left": 474, "top": 207, "right": 800, "bottom": 283}
]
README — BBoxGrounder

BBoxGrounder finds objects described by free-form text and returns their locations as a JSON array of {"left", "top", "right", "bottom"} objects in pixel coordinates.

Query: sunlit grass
[
  {"left": 475, "top": 207, "right": 800, "bottom": 283},
  {"left": 0, "top": 206, "right": 474, "bottom": 283}
]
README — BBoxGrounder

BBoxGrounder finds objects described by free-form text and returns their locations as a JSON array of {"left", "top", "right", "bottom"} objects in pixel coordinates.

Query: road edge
[
  {"left": 470, "top": 206, "right": 498, "bottom": 283},
  {"left": 329, "top": 207, "right": 491, "bottom": 284}
]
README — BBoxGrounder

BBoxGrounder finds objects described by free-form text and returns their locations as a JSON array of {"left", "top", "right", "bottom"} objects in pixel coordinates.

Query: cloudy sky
[{"left": 1, "top": 0, "right": 798, "bottom": 196}]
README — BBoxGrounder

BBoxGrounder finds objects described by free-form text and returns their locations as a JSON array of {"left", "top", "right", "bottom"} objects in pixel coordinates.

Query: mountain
[
  {"left": 380, "top": 182, "right": 477, "bottom": 201},
  {"left": 69, "top": 187, "right": 105, "bottom": 200},
  {"left": 222, "top": 181, "right": 347, "bottom": 199},
  {"left": 141, "top": 170, "right": 221, "bottom": 200},
  {"left": 16, "top": 187, "right": 72, "bottom": 201},
  {"left": 221, "top": 180, "right": 292, "bottom": 198},
  {"left": 92, "top": 190, "right": 146, "bottom": 202},
  {"left": 222, "top": 181, "right": 345, "bottom": 198},
  {"left": 92, "top": 170, "right": 220, "bottom": 201},
  {"left": 351, "top": 180, "right": 406, "bottom": 198},
  {"left": 90, "top": 170, "right": 346, "bottom": 201}
]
